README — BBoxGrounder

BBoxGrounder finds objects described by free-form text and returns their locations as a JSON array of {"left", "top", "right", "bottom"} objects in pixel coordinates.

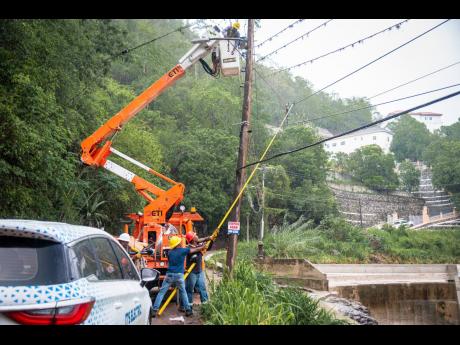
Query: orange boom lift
[{"left": 80, "top": 36, "right": 241, "bottom": 279}]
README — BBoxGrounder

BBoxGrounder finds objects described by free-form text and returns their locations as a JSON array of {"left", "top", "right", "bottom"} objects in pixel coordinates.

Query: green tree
[
  {"left": 347, "top": 145, "right": 399, "bottom": 191},
  {"left": 438, "top": 119, "right": 460, "bottom": 140},
  {"left": 269, "top": 126, "right": 337, "bottom": 224},
  {"left": 0, "top": 19, "right": 126, "bottom": 225},
  {"left": 160, "top": 128, "right": 239, "bottom": 231},
  {"left": 424, "top": 139, "right": 460, "bottom": 209},
  {"left": 399, "top": 160, "right": 420, "bottom": 193},
  {"left": 389, "top": 115, "right": 432, "bottom": 162}
]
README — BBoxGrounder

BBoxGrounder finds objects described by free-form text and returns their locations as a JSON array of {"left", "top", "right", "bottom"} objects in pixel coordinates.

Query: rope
[{"left": 157, "top": 104, "right": 295, "bottom": 315}]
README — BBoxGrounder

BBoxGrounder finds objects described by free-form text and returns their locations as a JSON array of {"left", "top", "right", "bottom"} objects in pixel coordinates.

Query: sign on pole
[{"left": 228, "top": 221, "right": 240, "bottom": 235}]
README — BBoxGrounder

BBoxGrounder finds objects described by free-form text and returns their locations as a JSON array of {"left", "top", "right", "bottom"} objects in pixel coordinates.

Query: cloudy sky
[{"left": 200, "top": 19, "right": 460, "bottom": 126}]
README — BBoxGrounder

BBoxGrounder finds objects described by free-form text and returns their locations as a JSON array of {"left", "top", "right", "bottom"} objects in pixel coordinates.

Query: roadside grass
[
  {"left": 212, "top": 216, "right": 460, "bottom": 264},
  {"left": 200, "top": 260, "right": 346, "bottom": 325}
]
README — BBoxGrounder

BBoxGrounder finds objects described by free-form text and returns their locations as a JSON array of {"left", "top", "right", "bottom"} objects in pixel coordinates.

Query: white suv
[{"left": 0, "top": 220, "right": 159, "bottom": 325}]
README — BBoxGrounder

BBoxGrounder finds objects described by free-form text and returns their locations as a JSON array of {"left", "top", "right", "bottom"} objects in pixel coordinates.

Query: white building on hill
[
  {"left": 384, "top": 111, "right": 443, "bottom": 133},
  {"left": 323, "top": 126, "right": 393, "bottom": 155}
]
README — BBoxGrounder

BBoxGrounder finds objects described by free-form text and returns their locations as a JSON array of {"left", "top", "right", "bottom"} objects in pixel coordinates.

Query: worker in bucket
[
  {"left": 223, "top": 21, "right": 241, "bottom": 39},
  {"left": 225, "top": 22, "right": 243, "bottom": 50},
  {"left": 151, "top": 235, "right": 206, "bottom": 317},
  {"left": 184, "top": 231, "right": 215, "bottom": 307}
]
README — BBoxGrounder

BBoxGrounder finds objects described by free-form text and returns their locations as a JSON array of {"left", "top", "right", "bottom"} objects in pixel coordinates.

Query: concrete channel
[{"left": 255, "top": 258, "right": 460, "bottom": 325}]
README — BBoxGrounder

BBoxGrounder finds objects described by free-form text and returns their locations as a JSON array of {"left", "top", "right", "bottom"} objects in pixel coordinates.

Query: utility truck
[{"left": 80, "top": 35, "right": 242, "bottom": 281}]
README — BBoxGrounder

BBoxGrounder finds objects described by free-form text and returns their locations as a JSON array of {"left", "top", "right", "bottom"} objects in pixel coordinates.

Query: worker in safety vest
[
  {"left": 184, "top": 231, "right": 214, "bottom": 306},
  {"left": 151, "top": 235, "right": 205, "bottom": 317}
]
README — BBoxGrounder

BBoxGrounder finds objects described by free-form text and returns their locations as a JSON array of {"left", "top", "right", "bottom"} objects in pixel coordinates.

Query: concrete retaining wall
[
  {"left": 254, "top": 258, "right": 329, "bottom": 291},
  {"left": 255, "top": 258, "right": 460, "bottom": 325},
  {"left": 334, "top": 282, "right": 459, "bottom": 325}
]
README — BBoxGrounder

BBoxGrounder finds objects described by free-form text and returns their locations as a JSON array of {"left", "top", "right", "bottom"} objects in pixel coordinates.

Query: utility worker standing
[
  {"left": 117, "top": 233, "right": 142, "bottom": 261},
  {"left": 184, "top": 231, "right": 214, "bottom": 307},
  {"left": 152, "top": 235, "right": 205, "bottom": 317}
]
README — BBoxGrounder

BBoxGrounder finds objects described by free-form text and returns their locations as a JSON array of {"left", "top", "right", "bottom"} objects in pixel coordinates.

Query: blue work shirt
[{"left": 167, "top": 247, "right": 191, "bottom": 274}]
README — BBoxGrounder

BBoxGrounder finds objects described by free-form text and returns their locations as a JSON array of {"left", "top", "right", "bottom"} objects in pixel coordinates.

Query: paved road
[{"left": 150, "top": 267, "right": 222, "bottom": 325}]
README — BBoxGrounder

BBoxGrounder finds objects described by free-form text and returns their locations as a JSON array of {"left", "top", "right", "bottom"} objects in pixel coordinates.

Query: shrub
[{"left": 201, "top": 261, "right": 345, "bottom": 325}]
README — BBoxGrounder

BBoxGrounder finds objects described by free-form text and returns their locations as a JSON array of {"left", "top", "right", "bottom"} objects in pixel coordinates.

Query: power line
[
  {"left": 269, "top": 19, "right": 410, "bottom": 76},
  {"left": 233, "top": 46, "right": 287, "bottom": 109},
  {"left": 112, "top": 20, "right": 205, "bottom": 58},
  {"left": 253, "top": 68, "right": 286, "bottom": 108},
  {"left": 288, "top": 83, "right": 460, "bottom": 126},
  {"left": 238, "top": 90, "right": 460, "bottom": 170},
  {"left": 255, "top": 19, "right": 305, "bottom": 48},
  {"left": 367, "top": 60, "right": 460, "bottom": 99},
  {"left": 257, "top": 20, "right": 333, "bottom": 62},
  {"left": 293, "top": 19, "right": 450, "bottom": 106}
]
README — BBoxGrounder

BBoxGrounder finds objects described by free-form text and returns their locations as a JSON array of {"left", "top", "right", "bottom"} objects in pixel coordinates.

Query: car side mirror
[{"left": 140, "top": 268, "right": 160, "bottom": 287}]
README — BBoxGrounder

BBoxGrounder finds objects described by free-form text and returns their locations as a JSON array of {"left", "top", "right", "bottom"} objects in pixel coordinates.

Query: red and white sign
[{"left": 228, "top": 221, "right": 240, "bottom": 230}]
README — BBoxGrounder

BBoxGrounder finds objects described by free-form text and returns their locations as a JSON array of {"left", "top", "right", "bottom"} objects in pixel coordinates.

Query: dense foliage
[
  {"left": 346, "top": 145, "right": 399, "bottom": 191},
  {"left": 0, "top": 19, "right": 381, "bottom": 235},
  {"left": 200, "top": 260, "right": 345, "bottom": 325},
  {"left": 245, "top": 126, "right": 337, "bottom": 231},
  {"left": 389, "top": 115, "right": 432, "bottom": 162},
  {"left": 399, "top": 160, "right": 421, "bottom": 193},
  {"left": 214, "top": 217, "right": 460, "bottom": 264},
  {"left": 423, "top": 119, "right": 460, "bottom": 209}
]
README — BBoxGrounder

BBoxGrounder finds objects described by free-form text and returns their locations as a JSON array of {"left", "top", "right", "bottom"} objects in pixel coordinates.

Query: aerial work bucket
[{"left": 219, "top": 39, "right": 241, "bottom": 77}]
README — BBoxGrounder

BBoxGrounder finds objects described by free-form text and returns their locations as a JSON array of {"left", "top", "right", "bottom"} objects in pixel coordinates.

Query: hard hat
[
  {"left": 186, "top": 231, "right": 196, "bottom": 243},
  {"left": 232, "top": 22, "right": 240, "bottom": 30},
  {"left": 169, "top": 235, "right": 181, "bottom": 249},
  {"left": 118, "top": 233, "right": 130, "bottom": 242}
]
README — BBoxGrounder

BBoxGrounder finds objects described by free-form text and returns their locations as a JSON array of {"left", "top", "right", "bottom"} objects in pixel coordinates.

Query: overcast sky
[{"left": 202, "top": 19, "right": 460, "bottom": 126}]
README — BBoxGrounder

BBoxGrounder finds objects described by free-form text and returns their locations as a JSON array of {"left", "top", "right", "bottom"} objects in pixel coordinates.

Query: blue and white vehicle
[{"left": 0, "top": 219, "right": 159, "bottom": 325}]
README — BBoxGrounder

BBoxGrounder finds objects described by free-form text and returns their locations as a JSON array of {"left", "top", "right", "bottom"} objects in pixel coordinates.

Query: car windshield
[{"left": 0, "top": 236, "right": 68, "bottom": 286}]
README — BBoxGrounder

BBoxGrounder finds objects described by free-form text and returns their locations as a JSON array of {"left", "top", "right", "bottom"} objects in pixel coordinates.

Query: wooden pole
[{"left": 226, "top": 19, "right": 254, "bottom": 273}]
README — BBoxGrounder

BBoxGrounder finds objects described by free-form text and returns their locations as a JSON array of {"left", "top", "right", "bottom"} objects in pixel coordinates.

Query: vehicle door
[
  {"left": 109, "top": 239, "right": 152, "bottom": 325},
  {"left": 69, "top": 237, "right": 129, "bottom": 324}
]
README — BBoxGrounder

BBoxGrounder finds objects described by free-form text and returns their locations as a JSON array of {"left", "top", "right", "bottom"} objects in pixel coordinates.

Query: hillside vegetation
[
  {"left": 0, "top": 19, "right": 374, "bottom": 234},
  {"left": 212, "top": 217, "right": 460, "bottom": 264}
]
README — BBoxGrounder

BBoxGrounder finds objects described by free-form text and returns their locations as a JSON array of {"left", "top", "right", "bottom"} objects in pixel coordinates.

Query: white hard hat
[{"left": 118, "top": 233, "right": 130, "bottom": 242}]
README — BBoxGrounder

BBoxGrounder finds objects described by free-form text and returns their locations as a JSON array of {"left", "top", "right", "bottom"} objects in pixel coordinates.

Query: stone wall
[{"left": 331, "top": 187, "right": 425, "bottom": 227}]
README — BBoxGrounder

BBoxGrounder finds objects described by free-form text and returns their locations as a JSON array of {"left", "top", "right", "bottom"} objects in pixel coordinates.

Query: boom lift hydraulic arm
[{"left": 80, "top": 38, "right": 241, "bottom": 226}]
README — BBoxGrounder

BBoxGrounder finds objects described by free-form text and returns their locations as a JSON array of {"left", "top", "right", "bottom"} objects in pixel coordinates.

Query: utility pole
[
  {"left": 358, "top": 199, "right": 363, "bottom": 228},
  {"left": 246, "top": 213, "right": 250, "bottom": 242},
  {"left": 260, "top": 166, "right": 266, "bottom": 241},
  {"left": 226, "top": 19, "right": 254, "bottom": 273}
]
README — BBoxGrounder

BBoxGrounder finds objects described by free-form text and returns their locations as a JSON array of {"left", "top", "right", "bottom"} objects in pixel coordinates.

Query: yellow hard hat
[
  {"left": 169, "top": 235, "right": 181, "bottom": 249},
  {"left": 232, "top": 22, "right": 240, "bottom": 30}
]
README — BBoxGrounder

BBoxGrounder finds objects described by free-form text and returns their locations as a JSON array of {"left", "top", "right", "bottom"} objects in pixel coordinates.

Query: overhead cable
[
  {"left": 269, "top": 19, "right": 410, "bottom": 75},
  {"left": 367, "top": 60, "right": 460, "bottom": 99},
  {"left": 113, "top": 20, "right": 205, "bottom": 58},
  {"left": 255, "top": 19, "right": 305, "bottom": 48},
  {"left": 289, "top": 82, "right": 460, "bottom": 126},
  {"left": 257, "top": 19, "right": 333, "bottom": 62},
  {"left": 293, "top": 19, "right": 450, "bottom": 106},
  {"left": 238, "top": 90, "right": 460, "bottom": 170}
]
